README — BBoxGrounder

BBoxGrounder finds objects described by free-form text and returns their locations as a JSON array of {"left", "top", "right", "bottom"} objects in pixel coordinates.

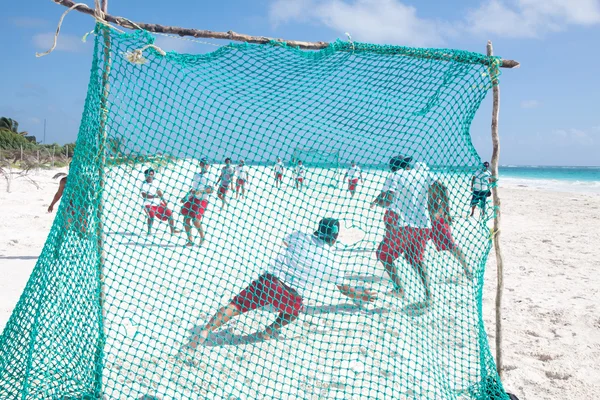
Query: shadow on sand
[
  {"left": 185, "top": 302, "right": 392, "bottom": 348},
  {"left": 0, "top": 255, "right": 39, "bottom": 260}
]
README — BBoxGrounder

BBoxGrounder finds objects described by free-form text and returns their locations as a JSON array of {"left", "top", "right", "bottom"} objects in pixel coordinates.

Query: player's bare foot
[{"left": 186, "top": 330, "right": 209, "bottom": 350}]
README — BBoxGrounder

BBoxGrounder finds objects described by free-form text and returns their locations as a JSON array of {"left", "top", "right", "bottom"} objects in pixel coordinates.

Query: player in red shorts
[
  {"left": 344, "top": 161, "right": 363, "bottom": 197},
  {"left": 140, "top": 168, "right": 180, "bottom": 236},
  {"left": 273, "top": 157, "right": 284, "bottom": 188},
  {"left": 413, "top": 162, "right": 472, "bottom": 280},
  {"left": 181, "top": 158, "right": 213, "bottom": 246},
  {"left": 217, "top": 157, "right": 235, "bottom": 208},
  {"left": 182, "top": 218, "right": 376, "bottom": 348},
  {"left": 370, "top": 155, "right": 444, "bottom": 307},
  {"left": 235, "top": 159, "right": 249, "bottom": 199},
  {"left": 294, "top": 160, "right": 306, "bottom": 190}
]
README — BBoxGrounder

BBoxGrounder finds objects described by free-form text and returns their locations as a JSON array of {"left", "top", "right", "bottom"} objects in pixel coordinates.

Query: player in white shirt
[
  {"left": 140, "top": 168, "right": 180, "bottom": 236},
  {"left": 370, "top": 156, "right": 448, "bottom": 306},
  {"left": 470, "top": 161, "right": 492, "bottom": 218},
  {"left": 344, "top": 161, "right": 364, "bottom": 197},
  {"left": 181, "top": 158, "right": 213, "bottom": 246},
  {"left": 273, "top": 157, "right": 284, "bottom": 188},
  {"left": 217, "top": 157, "right": 235, "bottom": 209},
  {"left": 235, "top": 159, "right": 249, "bottom": 199},
  {"left": 182, "top": 218, "right": 376, "bottom": 348},
  {"left": 295, "top": 161, "right": 306, "bottom": 190}
]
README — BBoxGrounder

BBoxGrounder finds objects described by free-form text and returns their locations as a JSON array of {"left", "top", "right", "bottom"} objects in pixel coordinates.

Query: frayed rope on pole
[
  {"left": 38, "top": 0, "right": 167, "bottom": 63},
  {"left": 37, "top": 0, "right": 126, "bottom": 58}
]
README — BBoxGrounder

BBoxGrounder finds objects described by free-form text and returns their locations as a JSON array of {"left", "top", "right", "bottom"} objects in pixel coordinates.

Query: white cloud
[
  {"left": 520, "top": 99, "right": 541, "bottom": 109},
  {"left": 153, "top": 35, "right": 196, "bottom": 53},
  {"left": 270, "top": 0, "right": 600, "bottom": 44},
  {"left": 465, "top": 0, "right": 600, "bottom": 38},
  {"left": 33, "top": 32, "right": 87, "bottom": 53},
  {"left": 270, "top": 0, "right": 445, "bottom": 47},
  {"left": 552, "top": 128, "right": 595, "bottom": 145},
  {"left": 13, "top": 17, "right": 48, "bottom": 29}
]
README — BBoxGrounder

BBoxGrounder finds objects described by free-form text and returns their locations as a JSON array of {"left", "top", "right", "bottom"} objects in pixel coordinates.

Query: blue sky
[{"left": 1, "top": 0, "right": 599, "bottom": 166}]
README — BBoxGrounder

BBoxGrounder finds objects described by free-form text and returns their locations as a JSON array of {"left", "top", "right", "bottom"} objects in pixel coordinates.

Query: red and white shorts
[
  {"left": 144, "top": 205, "right": 172, "bottom": 221},
  {"left": 275, "top": 173, "right": 283, "bottom": 181},
  {"left": 383, "top": 209, "right": 399, "bottom": 232},
  {"left": 232, "top": 273, "right": 303, "bottom": 315},
  {"left": 348, "top": 178, "right": 359, "bottom": 191},
  {"left": 236, "top": 178, "right": 246, "bottom": 189},
  {"left": 296, "top": 178, "right": 304, "bottom": 183},
  {"left": 218, "top": 185, "right": 229, "bottom": 195},
  {"left": 377, "top": 225, "right": 431, "bottom": 266},
  {"left": 181, "top": 198, "right": 208, "bottom": 220},
  {"left": 431, "top": 217, "right": 456, "bottom": 251}
]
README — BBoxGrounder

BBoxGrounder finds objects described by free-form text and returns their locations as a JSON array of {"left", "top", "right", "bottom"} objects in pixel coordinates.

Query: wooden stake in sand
[
  {"left": 94, "top": 0, "right": 110, "bottom": 395},
  {"left": 487, "top": 40, "right": 505, "bottom": 379}
]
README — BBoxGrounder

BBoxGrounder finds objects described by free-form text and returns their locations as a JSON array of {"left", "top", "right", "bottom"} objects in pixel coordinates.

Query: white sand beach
[{"left": 0, "top": 166, "right": 599, "bottom": 399}]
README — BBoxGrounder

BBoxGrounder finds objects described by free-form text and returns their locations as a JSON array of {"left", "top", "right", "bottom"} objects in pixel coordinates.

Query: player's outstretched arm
[
  {"left": 48, "top": 177, "right": 66, "bottom": 213},
  {"left": 337, "top": 285, "right": 377, "bottom": 302}
]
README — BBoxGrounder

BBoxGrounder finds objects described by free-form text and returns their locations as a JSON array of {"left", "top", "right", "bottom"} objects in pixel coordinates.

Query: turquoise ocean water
[{"left": 499, "top": 166, "right": 600, "bottom": 194}]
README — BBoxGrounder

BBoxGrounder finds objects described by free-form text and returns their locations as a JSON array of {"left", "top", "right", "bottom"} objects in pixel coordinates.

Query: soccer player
[
  {"left": 47, "top": 162, "right": 89, "bottom": 234},
  {"left": 48, "top": 175, "right": 68, "bottom": 214},
  {"left": 47, "top": 165, "right": 88, "bottom": 256},
  {"left": 140, "top": 168, "right": 180, "bottom": 236},
  {"left": 217, "top": 157, "right": 235, "bottom": 208},
  {"left": 235, "top": 159, "right": 249, "bottom": 199},
  {"left": 273, "top": 157, "right": 284, "bottom": 188},
  {"left": 370, "top": 155, "right": 446, "bottom": 307},
  {"left": 470, "top": 161, "right": 492, "bottom": 218},
  {"left": 181, "top": 158, "right": 213, "bottom": 246},
  {"left": 344, "top": 161, "right": 363, "bottom": 197},
  {"left": 295, "top": 160, "right": 306, "bottom": 190},
  {"left": 182, "top": 218, "right": 376, "bottom": 348},
  {"left": 413, "top": 162, "right": 472, "bottom": 280}
]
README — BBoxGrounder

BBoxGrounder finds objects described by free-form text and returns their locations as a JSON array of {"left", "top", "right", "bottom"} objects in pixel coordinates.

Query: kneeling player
[{"left": 182, "top": 218, "right": 376, "bottom": 348}]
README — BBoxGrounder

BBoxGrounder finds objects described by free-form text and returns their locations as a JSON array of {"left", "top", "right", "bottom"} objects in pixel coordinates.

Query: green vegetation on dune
[
  {"left": 0, "top": 129, "right": 36, "bottom": 150},
  {"left": 0, "top": 116, "right": 76, "bottom": 161}
]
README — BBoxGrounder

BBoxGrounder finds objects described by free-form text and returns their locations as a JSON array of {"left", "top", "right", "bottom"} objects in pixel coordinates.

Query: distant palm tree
[{"left": 0, "top": 117, "right": 28, "bottom": 136}]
